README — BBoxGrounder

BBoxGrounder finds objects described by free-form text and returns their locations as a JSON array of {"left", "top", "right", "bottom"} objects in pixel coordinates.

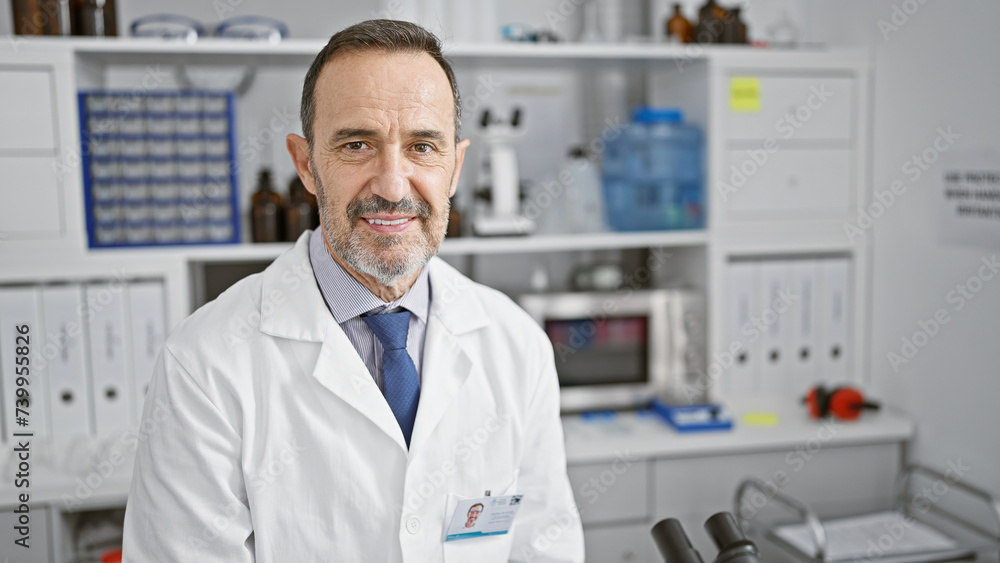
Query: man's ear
[
  {"left": 286, "top": 133, "right": 317, "bottom": 195},
  {"left": 449, "top": 138, "right": 472, "bottom": 198}
]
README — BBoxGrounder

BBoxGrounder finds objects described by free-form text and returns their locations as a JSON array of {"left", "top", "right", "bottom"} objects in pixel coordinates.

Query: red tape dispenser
[{"left": 802, "top": 385, "right": 881, "bottom": 421}]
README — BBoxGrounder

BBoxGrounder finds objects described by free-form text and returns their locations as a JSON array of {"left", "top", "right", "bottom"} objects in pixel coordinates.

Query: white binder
[
  {"left": 821, "top": 259, "right": 851, "bottom": 382},
  {"left": 788, "top": 261, "right": 822, "bottom": 390},
  {"left": 757, "top": 261, "right": 791, "bottom": 393},
  {"left": 127, "top": 281, "right": 167, "bottom": 424},
  {"left": 86, "top": 283, "right": 133, "bottom": 434},
  {"left": 41, "top": 285, "right": 93, "bottom": 438},
  {"left": 0, "top": 286, "right": 50, "bottom": 440},
  {"left": 0, "top": 505, "right": 53, "bottom": 563},
  {"left": 726, "top": 261, "right": 759, "bottom": 393}
]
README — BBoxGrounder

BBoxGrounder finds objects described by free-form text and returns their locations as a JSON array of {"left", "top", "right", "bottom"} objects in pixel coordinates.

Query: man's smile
[{"left": 361, "top": 214, "right": 417, "bottom": 234}]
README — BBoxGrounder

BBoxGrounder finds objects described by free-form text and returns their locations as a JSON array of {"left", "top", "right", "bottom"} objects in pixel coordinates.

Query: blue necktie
[{"left": 363, "top": 311, "right": 420, "bottom": 447}]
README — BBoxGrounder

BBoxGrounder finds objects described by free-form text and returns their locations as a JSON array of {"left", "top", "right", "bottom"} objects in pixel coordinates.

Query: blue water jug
[{"left": 602, "top": 107, "right": 704, "bottom": 231}]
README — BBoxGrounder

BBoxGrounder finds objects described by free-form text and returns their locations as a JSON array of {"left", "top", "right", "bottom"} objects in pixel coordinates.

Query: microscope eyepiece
[
  {"left": 704, "top": 512, "right": 761, "bottom": 563},
  {"left": 651, "top": 518, "right": 705, "bottom": 563}
]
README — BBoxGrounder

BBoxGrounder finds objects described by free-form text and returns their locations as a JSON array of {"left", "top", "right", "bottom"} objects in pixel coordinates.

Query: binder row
[
  {"left": 726, "top": 258, "right": 851, "bottom": 395},
  {"left": 0, "top": 281, "right": 167, "bottom": 442}
]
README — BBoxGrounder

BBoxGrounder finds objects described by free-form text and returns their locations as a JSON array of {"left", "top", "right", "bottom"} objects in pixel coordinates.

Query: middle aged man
[{"left": 123, "top": 19, "right": 585, "bottom": 562}]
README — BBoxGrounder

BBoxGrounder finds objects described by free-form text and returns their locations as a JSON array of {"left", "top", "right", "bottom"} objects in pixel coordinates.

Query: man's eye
[
  {"left": 345, "top": 141, "right": 367, "bottom": 150},
  {"left": 413, "top": 143, "right": 433, "bottom": 153}
]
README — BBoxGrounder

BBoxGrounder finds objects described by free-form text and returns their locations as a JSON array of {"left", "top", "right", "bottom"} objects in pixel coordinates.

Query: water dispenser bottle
[{"left": 602, "top": 107, "right": 704, "bottom": 231}]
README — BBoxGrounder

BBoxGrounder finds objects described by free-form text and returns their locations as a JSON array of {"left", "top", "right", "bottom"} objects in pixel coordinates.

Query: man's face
[
  {"left": 290, "top": 50, "right": 469, "bottom": 288},
  {"left": 466, "top": 505, "right": 482, "bottom": 526}
]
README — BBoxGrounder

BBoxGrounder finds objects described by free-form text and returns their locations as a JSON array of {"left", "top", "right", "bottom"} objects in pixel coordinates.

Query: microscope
[
  {"left": 652, "top": 512, "right": 762, "bottom": 563},
  {"left": 472, "top": 107, "right": 535, "bottom": 236}
]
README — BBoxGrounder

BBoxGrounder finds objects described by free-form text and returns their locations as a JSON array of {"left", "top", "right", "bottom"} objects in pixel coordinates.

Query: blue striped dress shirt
[{"left": 308, "top": 228, "right": 430, "bottom": 391}]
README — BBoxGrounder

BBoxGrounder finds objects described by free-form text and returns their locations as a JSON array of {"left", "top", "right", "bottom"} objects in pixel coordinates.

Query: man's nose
[{"left": 369, "top": 147, "right": 413, "bottom": 202}]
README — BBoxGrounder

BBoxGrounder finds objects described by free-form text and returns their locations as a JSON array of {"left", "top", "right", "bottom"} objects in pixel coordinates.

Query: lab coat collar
[
  {"left": 258, "top": 230, "right": 491, "bottom": 340},
  {"left": 259, "top": 230, "right": 492, "bottom": 453},
  {"left": 259, "top": 230, "right": 331, "bottom": 343},
  {"left": 425, "top": 254, "right": 490, "bottom": 337}
]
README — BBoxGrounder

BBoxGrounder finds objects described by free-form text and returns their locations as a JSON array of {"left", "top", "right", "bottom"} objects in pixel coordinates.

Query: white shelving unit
[
  {"left": 0, "top": 37, "right": 884, "bottom": 563},
  {"left": 92, "top": 229, "right": 709, "bottom": 261}
]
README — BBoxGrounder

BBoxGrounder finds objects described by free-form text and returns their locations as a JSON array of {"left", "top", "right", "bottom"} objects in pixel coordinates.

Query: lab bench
[
  {"left": 562, "top": 397, "right": 915, "bottom": 563},
  {"left": 0, "top": 398, "right": 913, "bottom": 563}
]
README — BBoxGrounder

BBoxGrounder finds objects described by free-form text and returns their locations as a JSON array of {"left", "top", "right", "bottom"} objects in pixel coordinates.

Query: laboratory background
[{"left": 0, "top": 0, "right": 999, "bottom": 561}]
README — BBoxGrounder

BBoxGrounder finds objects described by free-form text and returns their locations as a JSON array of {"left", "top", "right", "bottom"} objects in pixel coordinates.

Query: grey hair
[{"left": 299, "top": 19, "right": 462, "bottom": 147}]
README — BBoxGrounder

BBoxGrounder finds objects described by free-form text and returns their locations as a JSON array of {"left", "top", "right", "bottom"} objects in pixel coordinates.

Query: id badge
[{"left": 444, "top": 494, "right": 524, "bottom": 542}]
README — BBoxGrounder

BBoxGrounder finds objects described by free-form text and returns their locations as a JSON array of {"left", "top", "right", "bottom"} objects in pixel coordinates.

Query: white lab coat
[{"left": 122, "top": 231, "right": 585, "bottom": 562}]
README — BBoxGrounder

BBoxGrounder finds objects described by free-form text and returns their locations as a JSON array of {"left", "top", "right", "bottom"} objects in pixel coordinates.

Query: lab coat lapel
[
  {"left": 410, "top": 315, "right": 472, "bottom": 452},
  {"left": 312, "top": 331, "right": 408, "bottom": 452},
  {"left": 409, "top": 258, "right": 490, "bottom": 452},
  {"left": 259, "top": 231, "right": 407, "bottom": 453}
]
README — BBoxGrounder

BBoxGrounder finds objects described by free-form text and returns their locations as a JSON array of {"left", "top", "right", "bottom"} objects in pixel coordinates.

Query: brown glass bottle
[
  {"left": 666, "top": 4, "right": 693, "bottom": 44},
  {"left": 250, "top": 169, "right": 284, "bottom": 243},
  {"left": 733, "top": 6, "right": 748, "bottom": 44},
  {"left": 446, "top": 195, "right": 462, "bottom": 238},
  {"left": 285, "top": 175, "right": 319, "bottom": 241},
  {"left": 722, "top": 6, "right": 748, "bottom": 44},
  {"left": 695, "top": 0, "right": 724, "bottom": 44},
  {"left": 71, "top": 0, "right": 118, "bottom": 36}
]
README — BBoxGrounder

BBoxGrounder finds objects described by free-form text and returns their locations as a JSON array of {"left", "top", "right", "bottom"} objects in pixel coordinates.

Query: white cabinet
[
  {"left": 652, "top": 444, "right": 900, "bottom": 522},
  {"left": 568, "top": 460, "right": 650, "bottom": 526},
  {"left": 582, "top": 522, "right": 656, "bottom": 563},
  {"left": 718, "top": 72, "right": 858, "bottom": 223},
  {"left": 0, "top": 51, "right": 78, "bottom": 243},
  {"left": 721, "top": 148, "right": 853, "bottom": 216},
  {"left": 0, "top": 68, "right": 58, "bottom": 150},
  {"left": 723, "top": 75, "right": 855, "bottom": 142},
  {"left": 0, "top": 155, "right": 63, "bottom": 236},
  {"left": 0, "top": 44, "right": 873, "bottom": 389}
]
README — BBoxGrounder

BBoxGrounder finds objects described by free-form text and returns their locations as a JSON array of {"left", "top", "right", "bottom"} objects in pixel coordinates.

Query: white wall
[{"left": 809, "top": 0, "right": 1000, "bottom": 497}]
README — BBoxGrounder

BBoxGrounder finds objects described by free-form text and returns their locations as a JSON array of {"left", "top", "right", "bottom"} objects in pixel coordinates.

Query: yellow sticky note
[
  {"left": 742, "top": 412, "right": 779, "bottom": 427},
  {"left": 730, "top": 76, "right": 761, "bottom": 113}
]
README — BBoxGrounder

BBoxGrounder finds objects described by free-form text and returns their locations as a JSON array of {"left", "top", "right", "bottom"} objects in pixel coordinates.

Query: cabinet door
[
  {"left": 584, "top": 522, "right": 656, "bottom": 563},
  {"left": 0, "top": 155, "right": 63, "bottom": 236},
  {"left": 653, "top": 443, "right": 900, "bottom": 522},
  {"left": 725, "top": 75, "right": 854, "bottom": 141},
  {"left": 721, "top": 148, "right": 853, "bottom": 218},
  {"left": 0, "top": 68, "right": 57, "bottom": 150},
  {"left": 568, "top": 459, "right": 649, "bottom": 526}
]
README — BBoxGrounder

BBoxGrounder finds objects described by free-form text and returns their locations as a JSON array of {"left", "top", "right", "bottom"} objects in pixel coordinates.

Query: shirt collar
[{"left": 308, "top": 227, "right": 430, "bottom": 323}]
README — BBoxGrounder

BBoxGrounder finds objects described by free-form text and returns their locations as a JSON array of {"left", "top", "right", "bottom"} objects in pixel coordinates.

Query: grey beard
[
  {"left": 310, "top": 161, "right": 446, "bottom": 288},
  {"left": 317, "top": 194, "right": 438, "bottom": 288},
  {"left": 330, "top": 221, "right": 432, "bottom": 287}
]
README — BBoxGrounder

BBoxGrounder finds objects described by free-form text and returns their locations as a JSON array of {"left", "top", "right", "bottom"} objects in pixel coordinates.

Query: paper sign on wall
[{"left": 940, "top": 149, "right": 1000, "bottom": 248}]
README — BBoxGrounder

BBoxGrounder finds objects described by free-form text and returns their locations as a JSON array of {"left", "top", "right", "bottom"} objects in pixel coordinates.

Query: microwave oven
[{"left": 519, "top": 289, "right": 705, "bottom": 412}]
